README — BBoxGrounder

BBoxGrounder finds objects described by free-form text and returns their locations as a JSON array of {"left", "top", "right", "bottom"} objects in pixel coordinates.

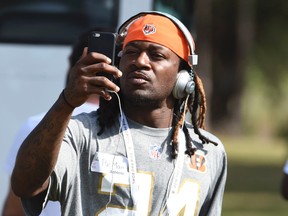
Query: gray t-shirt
[{"left": 23, "top": 111, "right": 227, "bottom": 216}]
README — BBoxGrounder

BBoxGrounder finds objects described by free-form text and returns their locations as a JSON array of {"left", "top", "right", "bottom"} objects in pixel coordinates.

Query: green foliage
[
  {"left": 241, "top": 0, "right": 288, "bottom": 138},
  {"left": 252, "top": 0, "right": 288, "bottom": 88},
  {"left": 220, "top": 135, "right": 288, "bottom": 215}
]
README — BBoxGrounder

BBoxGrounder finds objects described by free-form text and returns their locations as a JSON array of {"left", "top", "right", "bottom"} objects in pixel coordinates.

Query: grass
[{"left": 219, "top": 135, "right": 288, "bottom": 215}]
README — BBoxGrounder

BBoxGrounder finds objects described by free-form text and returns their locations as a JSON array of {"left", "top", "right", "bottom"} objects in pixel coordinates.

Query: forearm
[{"left": 11, "top": 93, "right": 74, "bottom": 197}]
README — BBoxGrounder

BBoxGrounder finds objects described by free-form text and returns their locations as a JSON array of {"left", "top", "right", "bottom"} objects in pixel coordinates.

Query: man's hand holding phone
[{"left": 86, "top": 31, "right": 121, "bottom": 100}]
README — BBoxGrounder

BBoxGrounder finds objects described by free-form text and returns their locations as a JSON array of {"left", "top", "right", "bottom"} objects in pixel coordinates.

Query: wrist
[{"left": 60, "top": 90, "right": 76, "bottom": 109}]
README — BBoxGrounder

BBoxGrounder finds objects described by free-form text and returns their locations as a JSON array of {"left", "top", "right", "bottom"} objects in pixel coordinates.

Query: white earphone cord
[{"left": 104, "top": 91, "right": 124, "bottom": 215}]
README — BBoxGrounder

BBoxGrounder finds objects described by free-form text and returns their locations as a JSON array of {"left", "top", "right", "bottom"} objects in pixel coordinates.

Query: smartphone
[{"left": 88, "top": 31, "right": 117, "bottom": 80}]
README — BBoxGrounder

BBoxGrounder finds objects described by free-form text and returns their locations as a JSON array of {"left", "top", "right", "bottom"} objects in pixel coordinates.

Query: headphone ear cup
[{"left": 173, "top": 70, "right": 195, "bottom": 99}]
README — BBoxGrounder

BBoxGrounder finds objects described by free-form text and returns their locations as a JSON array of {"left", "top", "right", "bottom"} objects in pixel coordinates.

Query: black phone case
[{"left": 88, "top": 31, "right": 117, "bottom": 80}]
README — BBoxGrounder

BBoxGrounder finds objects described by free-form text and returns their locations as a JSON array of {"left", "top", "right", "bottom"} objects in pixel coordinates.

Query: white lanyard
[
  {"left": 121, "top": 115, "right": 186, "bottom": 216},
  {"left": 120, "top": 115, "right": 139, "bottom": 208},
  {"left": 164, "top": 96, "right": 190, "bottom": 215},
  {"left": 165, "top": 129, "right": 185, "bottom": 215}
]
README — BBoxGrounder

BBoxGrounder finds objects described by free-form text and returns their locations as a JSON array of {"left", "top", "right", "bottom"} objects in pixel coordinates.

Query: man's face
[{"left": 119, "top": 41, "right": 181, "bottom": 107}]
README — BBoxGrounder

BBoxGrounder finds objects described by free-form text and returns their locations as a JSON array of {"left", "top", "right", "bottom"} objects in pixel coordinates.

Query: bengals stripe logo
[
  {"left": 143, "top": 24, "right": 156, "bottom": 35},
  {"left": 186, "top": 152, "right": 207, "bottom": 173}
]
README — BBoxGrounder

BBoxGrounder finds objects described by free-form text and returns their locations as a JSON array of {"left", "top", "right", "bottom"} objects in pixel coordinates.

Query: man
[
  {"left": 2, "top": 29, "right": 100, "bottom": 216},
  {"left": 11, "top": 11, "right": 227, "bottom": 215},
  {"left": 281, "top": 160, "right": 288, "bottom": 200}
]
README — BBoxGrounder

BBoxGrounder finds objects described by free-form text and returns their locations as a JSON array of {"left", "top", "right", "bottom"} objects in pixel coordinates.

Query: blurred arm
[
  {"left": 2, "top": 186, "right": 25, "bottom": 216},
  {"left": 281, "top": 161, "right": 288, "bottom": 200}
]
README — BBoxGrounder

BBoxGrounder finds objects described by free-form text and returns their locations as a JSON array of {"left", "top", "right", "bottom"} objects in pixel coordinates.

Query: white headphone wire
[{"left": 104, "top": 90, "right": 124, "bottom": 215}]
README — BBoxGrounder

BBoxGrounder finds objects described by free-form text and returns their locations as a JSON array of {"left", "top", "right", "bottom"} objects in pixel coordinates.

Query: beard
[{"left": 122, "top": 89, "right": 164, "bottom": 109}]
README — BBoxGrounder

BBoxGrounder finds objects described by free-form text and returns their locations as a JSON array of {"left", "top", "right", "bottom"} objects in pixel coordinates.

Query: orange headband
[{"left": 123, "top": 14, "right": 190, "bottom": 63}]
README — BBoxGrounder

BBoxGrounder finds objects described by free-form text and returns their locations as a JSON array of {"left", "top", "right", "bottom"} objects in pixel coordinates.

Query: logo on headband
[{"left": 143, "top": 24, "right": 156, "bottom": 35}]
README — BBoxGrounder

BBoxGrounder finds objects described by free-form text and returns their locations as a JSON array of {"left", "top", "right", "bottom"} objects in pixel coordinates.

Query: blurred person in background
[
  {"left": 281, "top": 160, "right": 288, "bottom": 200},
  {"left": 1, "top": 29, "right": 103, "bottom": 216}
]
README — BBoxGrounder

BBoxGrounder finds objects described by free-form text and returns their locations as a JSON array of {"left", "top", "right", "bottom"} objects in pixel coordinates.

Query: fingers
[
  {"left": 81, "top": 47, "right": 88, "bottom": 59},
  {"left": 81, "top": 48, "right": 111, "bottom": 65},
  {"left": 84, "top": 63, "right": 122, "bottom": 78},
  {"left": 78, "top": 48, "right": 122, "bottom": 78},
  {"left": 84, "top": 75, "right": 120, "bottom": 101},
  {"left": 66, "top": 47, "right": 122, "bottom": 101}
]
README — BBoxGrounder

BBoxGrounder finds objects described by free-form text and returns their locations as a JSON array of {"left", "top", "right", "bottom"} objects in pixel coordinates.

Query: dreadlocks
[
  {"left": 96, "top": 60, "right": 218, "bottom": 159},
  {"left": 170, "top": 61, "right": 218, "bottom": 158}
]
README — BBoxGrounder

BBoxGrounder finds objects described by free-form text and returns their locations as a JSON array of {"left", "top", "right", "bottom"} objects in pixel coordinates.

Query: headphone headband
[{"left": 117, "top": 11, "right": 198, "bottom": 65}]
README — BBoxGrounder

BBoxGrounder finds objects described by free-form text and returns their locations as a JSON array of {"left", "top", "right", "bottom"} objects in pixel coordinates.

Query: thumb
[{"left": 81, "top": 47, "right": 88, "bottom": 59}]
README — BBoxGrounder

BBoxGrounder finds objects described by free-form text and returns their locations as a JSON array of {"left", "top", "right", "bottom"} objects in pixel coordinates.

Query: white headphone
[{"left": 118, "top": 11, "right": 198, "bottom": 99}]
